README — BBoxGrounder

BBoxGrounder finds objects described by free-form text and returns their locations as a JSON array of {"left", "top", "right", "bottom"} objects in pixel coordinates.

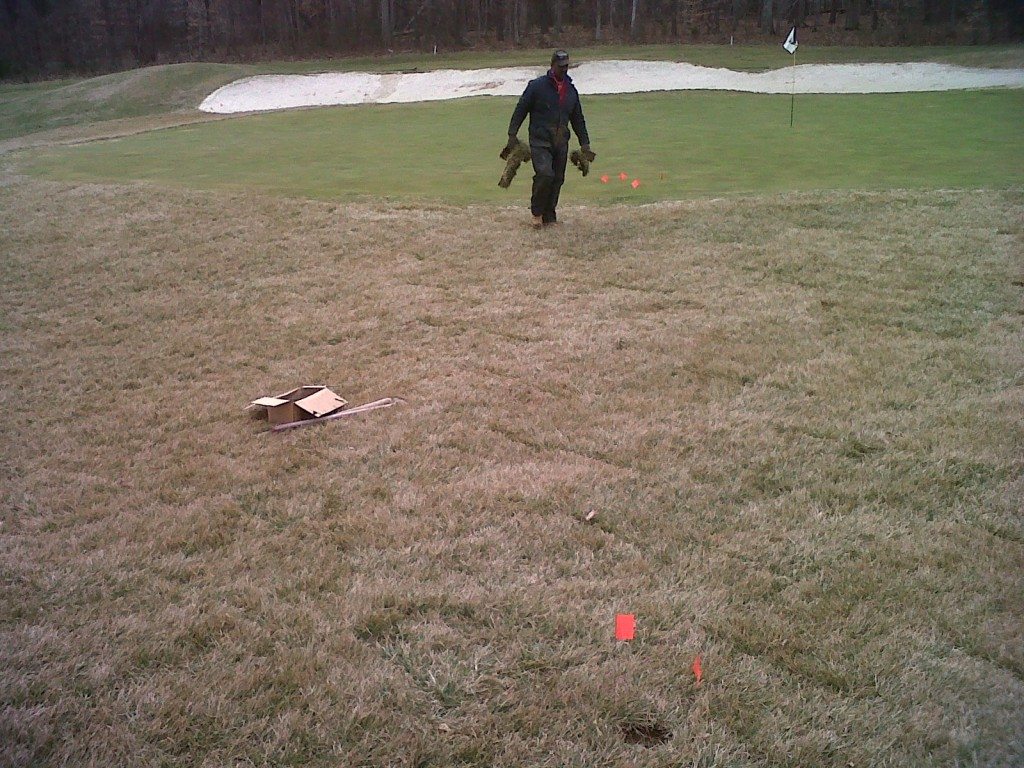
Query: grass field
[
  {"left": 1, "top": 47, "right": 1023, "bottom": 767},
  {"left": 21, "top": 89, "right": 1024, "bottom": 203}
]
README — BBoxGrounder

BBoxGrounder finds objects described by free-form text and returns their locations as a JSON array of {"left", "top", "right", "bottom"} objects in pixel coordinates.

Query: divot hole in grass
[
  {"left": 615, "top": 700, "right": 673, "bottom": 747},
  {"left": 619, "top": 718, "right": 673, "bottom": 747}
]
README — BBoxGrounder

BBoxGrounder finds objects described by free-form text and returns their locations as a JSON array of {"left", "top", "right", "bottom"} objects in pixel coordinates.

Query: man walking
[{"left": 505, "top": 50, "right": 594, "bottom": 228}]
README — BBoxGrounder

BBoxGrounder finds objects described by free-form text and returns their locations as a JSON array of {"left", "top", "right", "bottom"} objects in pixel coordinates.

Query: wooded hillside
[{"left": 1, "top": 0, "right": 1021, "bottom": 78}]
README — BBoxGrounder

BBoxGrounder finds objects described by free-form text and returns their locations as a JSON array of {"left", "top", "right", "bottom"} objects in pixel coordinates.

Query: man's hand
[
  {"left": 500, "top": 134, "right": 519, "bottom": 160},
  {"left": 581, "top": 144, "right": 596, "bottom": 162}
]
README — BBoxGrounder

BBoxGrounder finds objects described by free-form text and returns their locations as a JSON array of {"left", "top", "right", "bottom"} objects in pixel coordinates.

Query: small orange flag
[
  {"left": 631, "top": 179, "right": 641, "bottom": 189},
  {"left": 600, "top": 174, "right": 610, "bottom": 183},
  {"left": 615, "top": 614, "right": 635, "bottom": 641},
  {"left": 619, "top": 172, "right": 628, "bottom": 181},
  {"left": 692, "top": 655, "right": 703, "bottom": 685}
]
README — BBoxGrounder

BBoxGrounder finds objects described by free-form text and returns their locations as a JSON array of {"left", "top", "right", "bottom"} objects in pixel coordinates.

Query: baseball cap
[{"left": 551, "top": 50, "right": 570, "bottom": 66}]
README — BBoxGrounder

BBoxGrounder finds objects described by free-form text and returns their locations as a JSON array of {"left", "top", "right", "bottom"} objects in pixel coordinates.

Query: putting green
[{"left": 24, "top": 89, "right": 1024, "bottom": 202}]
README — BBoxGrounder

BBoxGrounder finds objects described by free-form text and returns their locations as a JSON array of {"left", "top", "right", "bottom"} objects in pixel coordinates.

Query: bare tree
[
  {"left": 381, "top": 0, "right": 392, "bottom": 45},
  {"left": 845, "top": 0, "right": 860, "bottom": 29},
  {"left": 761, "top": 0, "right": 774, "bottom": 33}
]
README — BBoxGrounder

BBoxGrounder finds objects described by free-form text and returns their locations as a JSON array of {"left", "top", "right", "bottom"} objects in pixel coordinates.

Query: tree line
[{"left": 1, "top": 0, "right": 1021, "bottom": 78}]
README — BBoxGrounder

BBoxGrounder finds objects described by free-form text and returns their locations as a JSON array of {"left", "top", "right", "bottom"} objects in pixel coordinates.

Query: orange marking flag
[
  {"left": 692, "top": 655, "right": 703, "bottom": 685},
  {"left": 631, "top": 179, "right": 641, "bottom": 189},
  {"left": 619, "top": 172, "right": 628, "bottom": 181},
  {"left": 600, "top": 174, "right": 610, "bottom": 183},
  {"left": 615, "top": 614, "right": 635, "bottom": 641}
]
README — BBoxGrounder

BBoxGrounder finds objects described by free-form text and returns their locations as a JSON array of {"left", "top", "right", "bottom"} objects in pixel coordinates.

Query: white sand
[{"left": 199, "top": 60, "right": 1024, "bottom": 114}]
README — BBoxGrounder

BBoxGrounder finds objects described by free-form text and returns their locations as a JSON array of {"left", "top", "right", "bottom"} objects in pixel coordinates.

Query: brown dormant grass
[{"left": 1, "top": 174, "right": 1021, "bottom": 767}]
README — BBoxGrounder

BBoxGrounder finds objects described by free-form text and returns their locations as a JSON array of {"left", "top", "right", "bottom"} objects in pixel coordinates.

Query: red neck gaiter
[{"left": 549, "top": 69, "right": 568, "bottom": 106}]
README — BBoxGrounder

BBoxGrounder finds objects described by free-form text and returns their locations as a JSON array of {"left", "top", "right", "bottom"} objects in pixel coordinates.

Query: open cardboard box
[{"left": 248, "top": 385, "right": 348, "bottom": 426}]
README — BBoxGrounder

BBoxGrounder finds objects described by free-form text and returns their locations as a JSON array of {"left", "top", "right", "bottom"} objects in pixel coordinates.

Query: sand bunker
[{"left": 200, "top": 60, "right": 1024, "bottom": 114}]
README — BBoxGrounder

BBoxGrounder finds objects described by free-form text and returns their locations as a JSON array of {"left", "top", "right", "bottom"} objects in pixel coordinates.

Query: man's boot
[{"left": 532, "top": 214, "right": 544, "bottom": 229}]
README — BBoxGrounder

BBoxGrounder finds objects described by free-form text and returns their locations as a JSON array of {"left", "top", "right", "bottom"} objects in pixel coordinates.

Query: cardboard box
[{"left": 249, "top": 385, "right": 348, "bottom": 426}]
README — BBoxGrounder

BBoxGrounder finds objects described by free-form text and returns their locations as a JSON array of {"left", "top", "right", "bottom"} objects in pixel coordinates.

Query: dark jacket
[{"left": 508, "top": 71, "right": 590, "bottom": 149}]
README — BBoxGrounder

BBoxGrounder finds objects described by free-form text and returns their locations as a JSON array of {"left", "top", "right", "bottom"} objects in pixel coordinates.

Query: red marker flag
[
  {"left": 619, "top": 172, "right": 628, "bottom": 181},
  {"left": 692, "top": 655, "right": 703, "bottom": 685},
  {"left": 615, "top": 614, "right": 635, "bottom": 641},
  {"left": 600, "top": 174, "right": 610, "bottom": 184},
  {"left": 631, "top": 179, "right": 641, "bottom": 189}
]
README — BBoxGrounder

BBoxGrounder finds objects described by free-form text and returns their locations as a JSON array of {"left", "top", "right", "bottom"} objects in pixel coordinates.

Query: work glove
[
  {"left": 500, "top": 134, "right": 519, "bottom": 160},
  {"left": 581, "top": 144, "right": 596, "bottom": 162}
]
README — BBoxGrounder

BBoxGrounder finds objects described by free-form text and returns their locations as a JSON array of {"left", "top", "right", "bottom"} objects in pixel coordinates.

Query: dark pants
[{"left": 530, "top": 142, "right": 568, "bottom": 223}]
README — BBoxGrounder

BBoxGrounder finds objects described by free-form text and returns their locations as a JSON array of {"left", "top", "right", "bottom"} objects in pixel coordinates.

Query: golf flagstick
[
  {"left": 783, "top": 26, "right": 798, "bottom": 127},
  {"left": 790, "top": 51, "right": 796, "bottom": 127}
]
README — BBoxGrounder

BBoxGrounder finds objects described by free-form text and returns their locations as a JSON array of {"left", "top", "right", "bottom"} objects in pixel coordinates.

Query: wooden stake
[{"left": 271, "top": 398, "right": 400, "bottom": 432}]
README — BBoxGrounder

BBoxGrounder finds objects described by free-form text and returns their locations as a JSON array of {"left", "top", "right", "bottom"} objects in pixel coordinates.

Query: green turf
[
  {"left": 2, "top": 44, "right": 1020, "bottom": 141},
  {"left": 24, "top": 89, "right": 1024, "bottom": 203}
]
